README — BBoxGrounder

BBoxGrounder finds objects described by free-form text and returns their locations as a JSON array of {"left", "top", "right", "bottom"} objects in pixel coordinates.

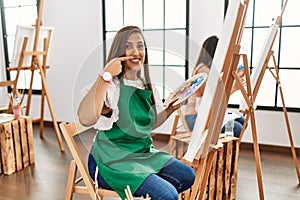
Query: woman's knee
[
  {"left": 177, "top": 164, "right": 195, "bottom": 192},
  {"left": 233, "top": 121, "right": 243, "bottom": 137},
  {"left": 158, "top": 158, "right": 195, "bottom": 193},
  {"left": 135, "top": 174, "right": 179, "bottom": 200},
  {"left": 184, "top": 166, "right": 196, "bottom": 188}
]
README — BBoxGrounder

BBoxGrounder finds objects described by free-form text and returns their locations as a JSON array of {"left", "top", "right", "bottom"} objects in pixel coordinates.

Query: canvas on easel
[
  {"left": 184, "top": 0, "right": 249, "bottom": 162},
  {"left": 9, "top": 25, "right": 54, "bottom": 69},
  {"left": 6, "top": 0, "right": 64, "bottom": 152},
  {"left": 175, "top": 1, "right": 250, "bottom": 199}
]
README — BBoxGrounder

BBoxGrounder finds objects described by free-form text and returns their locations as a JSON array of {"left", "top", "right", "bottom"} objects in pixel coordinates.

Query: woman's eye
[
  {"left": 126, "top": 44, "right": 132, "bottom": 49},
  {"left": 137, "top": 44, "right": 145, "bottom": 49}
]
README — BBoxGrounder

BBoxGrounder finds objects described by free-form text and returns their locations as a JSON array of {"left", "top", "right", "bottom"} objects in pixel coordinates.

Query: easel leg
[
  {"left": 197, "top": 150, "right": 217, "bottom": 200},
  {"left": 249, "top": 110, "right": 264, "bottom": 199},
  {"left": 189, "top": 158, "right": 206, "bottom": 200},
  {"left": 188, "top": 149, "right": 217, "bottom": 200},
  {"left": 26, "top": 68, "right": 35, "bottom": 116},
  {"left": 269, "top": 55, "right": 300, "bottom": 184},
  {"left": 40, "top": 68, "right": 46, "bottom": 138},
  {"left": 238, "top": 113, "right": 250, "bottom": 144},
  {"left": 279, "top": 85, "right": 300, "bottom": 184},
  {"left": 38, "top": 64, "right": 64, "bottom": 152}
]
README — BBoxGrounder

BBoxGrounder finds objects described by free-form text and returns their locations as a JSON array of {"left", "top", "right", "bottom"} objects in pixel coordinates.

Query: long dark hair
[
  {"left": 106, "top": 26, "right": 156, "bottom": 107},
  {"left": 195, "top": 35, "right": 219, "bottom": 69}
]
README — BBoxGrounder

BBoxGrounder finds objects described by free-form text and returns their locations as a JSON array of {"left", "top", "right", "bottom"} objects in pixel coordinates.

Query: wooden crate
[
  {"left": 0, "top": 116, "right": 35, "bottom": 175},
  {"left": 206, "top": 137, "right": 239, "bottom": 200},
  {"left": 169, "top": 134, "right": 239, "bottom": 200}
]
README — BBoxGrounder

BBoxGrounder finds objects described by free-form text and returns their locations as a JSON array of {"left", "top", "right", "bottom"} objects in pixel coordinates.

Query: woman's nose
[{"left": 129, "top": 47, "right": 139, "bottom": 55}]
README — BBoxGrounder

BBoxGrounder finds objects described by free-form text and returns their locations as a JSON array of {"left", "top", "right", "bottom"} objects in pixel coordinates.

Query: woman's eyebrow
[{"left": 126, "top": 41, "right": 144, "bottom": 44}]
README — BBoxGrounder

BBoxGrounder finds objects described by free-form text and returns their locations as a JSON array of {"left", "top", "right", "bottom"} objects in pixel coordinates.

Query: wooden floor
[{"left": 1, "top": 123, "right": 300, "bottom": 200}]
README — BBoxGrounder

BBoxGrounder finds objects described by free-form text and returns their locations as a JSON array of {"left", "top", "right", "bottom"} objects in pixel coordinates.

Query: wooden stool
[{"left": 0, "top": 115, "right": 34, "bottom": 175}]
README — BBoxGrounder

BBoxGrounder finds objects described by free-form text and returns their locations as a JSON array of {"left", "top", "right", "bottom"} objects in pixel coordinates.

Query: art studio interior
[{"left": 0, "top": 0, "right": 300, "bottom": 199}]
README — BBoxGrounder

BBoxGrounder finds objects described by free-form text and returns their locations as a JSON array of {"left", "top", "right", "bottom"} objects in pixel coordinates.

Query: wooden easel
[
  {"left": 177, "top": 1, "right": 250, "bottom": 199},
  {"left": 232, "top": 53, "right": 265, "bottom": 199},
  {"left": 235, "top": 51, "right": 300, "bottom": 199},
  {"left": 231, "top": 1, "right": 299, "bottom": 199},
  {"left": 6, "top": 0, "right": 64, "bottom": 152}
]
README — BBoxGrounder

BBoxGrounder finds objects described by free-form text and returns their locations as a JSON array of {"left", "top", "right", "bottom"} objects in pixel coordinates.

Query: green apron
[{"left": 92, "top": 81, "right": 172, "bottom": 199}]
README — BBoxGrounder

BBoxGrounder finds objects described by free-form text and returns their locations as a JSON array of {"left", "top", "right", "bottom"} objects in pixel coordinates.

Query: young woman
[{"left": 78, "top": 26, "right": 195, "bottom": 200}]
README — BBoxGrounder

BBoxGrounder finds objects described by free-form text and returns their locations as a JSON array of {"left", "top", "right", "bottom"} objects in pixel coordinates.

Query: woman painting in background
[
  {"left": 78, "top": 26, "right": 195, "bottom": 200},
  {"left": 184, "top": 35, "right": 246, "bottom": 137}
]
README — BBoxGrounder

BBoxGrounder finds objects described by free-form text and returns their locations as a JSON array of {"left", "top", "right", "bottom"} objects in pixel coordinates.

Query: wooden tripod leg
[
  {"left": 26, "top": 66, "right": 35, "bottom": 116},
  {"left": 188, "top": 149, "right": 217, "bottom": 200},
  {"left": 40, "top": 38, "right": 49, "bottom": 139},
  {"left": 177, "top": 108, "right": 191, "bottom": 133},
  {"left": 270, "top": 54, "right": 300, "bottom": 183},
  {"left": 40, "top": 78, "right": 45, "bottom": 138},
  {"left": 238, "top": 113, "right": 250, "bottom": 144},
  {"left": 39, "top": 63, "right": 46, "bottom": 138},
  {"left": 189, "top": 157, "right": 206, "bottom": 200},
  {"left": 249, "top": 110, "right": 265, "bottom": 200},
  {"left": 168, "top": 115, "right": 180, "bottom": 155},
  {"left": 197, "top": 149, "right": 217, "bottom": 200},
  {"left": 37, "top": 63, "right": 64, "bottom": 152},
  {"left": 279, "top": 84, "right": 300, "bottom": 184}
]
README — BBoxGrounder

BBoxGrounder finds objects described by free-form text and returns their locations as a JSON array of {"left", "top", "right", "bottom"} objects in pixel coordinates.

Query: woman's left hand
[{"left": 166, "top": 98, "right": 182, "bottom": 113}]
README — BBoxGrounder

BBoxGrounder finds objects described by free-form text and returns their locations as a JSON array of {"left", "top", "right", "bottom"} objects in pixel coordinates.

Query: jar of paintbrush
[{"left": 12, "top": 95, "right": 21, "bottom": 119}]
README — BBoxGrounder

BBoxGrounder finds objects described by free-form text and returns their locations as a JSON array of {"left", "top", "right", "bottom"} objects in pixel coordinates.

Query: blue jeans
[
  {"left": 88, "top": 153, "right": 195, "bottom": 200},
  {"left": 184, "top": 114, "right": 197, "bottom": 132},
  {"left": 185, "top": 114, "right": 246, "bottom": 138}
]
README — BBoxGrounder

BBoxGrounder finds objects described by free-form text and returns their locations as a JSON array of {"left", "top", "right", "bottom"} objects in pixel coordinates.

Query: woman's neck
[{"left": 124, "top": 71, "right": 138, "bottom": 81}]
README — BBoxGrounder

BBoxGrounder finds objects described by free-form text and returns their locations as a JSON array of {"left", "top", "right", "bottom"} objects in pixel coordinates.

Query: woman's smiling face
[{"left": 123, "top": 32, "right": 146, "bottom": 73}]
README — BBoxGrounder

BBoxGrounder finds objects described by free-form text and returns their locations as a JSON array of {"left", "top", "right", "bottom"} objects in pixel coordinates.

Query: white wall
[
  {"left": 1, "top": 0, "right": 299, "bottom": 148},
  {"left": 233, "top": 108, "right": 300, "bottom": 148}
]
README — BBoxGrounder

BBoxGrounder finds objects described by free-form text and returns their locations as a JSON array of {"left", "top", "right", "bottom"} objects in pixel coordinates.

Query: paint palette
[{"left": 163, "top": 72, "right": 207, "bottom": 107}]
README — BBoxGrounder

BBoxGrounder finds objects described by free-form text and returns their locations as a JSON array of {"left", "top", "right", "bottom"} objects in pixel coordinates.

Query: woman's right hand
[{"left": 103, "top": 56, "right": 133, "bottom": 77}]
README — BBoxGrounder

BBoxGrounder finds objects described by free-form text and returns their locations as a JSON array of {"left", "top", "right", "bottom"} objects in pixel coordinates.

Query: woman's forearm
[
  {"left": 153, "top": 105, "right": 177, "bottom": 129},
  {"left": 77, "top": 77, "right": 110, "bottom": 126}
]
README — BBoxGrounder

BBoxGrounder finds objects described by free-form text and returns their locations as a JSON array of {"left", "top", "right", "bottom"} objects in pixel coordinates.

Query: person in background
[
  {"left": 184, "top": 35, "right": 246, "bottom": 137},
  {"left": 77, "top": 26, "right": 195, "bottom": 200}
]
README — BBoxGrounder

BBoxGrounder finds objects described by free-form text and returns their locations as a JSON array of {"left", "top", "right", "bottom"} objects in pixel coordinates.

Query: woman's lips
[{"left": 130, "top": 58, "right": 141, "bottom": 64}]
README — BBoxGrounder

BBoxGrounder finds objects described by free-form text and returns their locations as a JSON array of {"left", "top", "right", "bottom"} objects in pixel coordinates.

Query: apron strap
[{"left": 94, "top": 166, "right": 101, "bottom": 200}]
